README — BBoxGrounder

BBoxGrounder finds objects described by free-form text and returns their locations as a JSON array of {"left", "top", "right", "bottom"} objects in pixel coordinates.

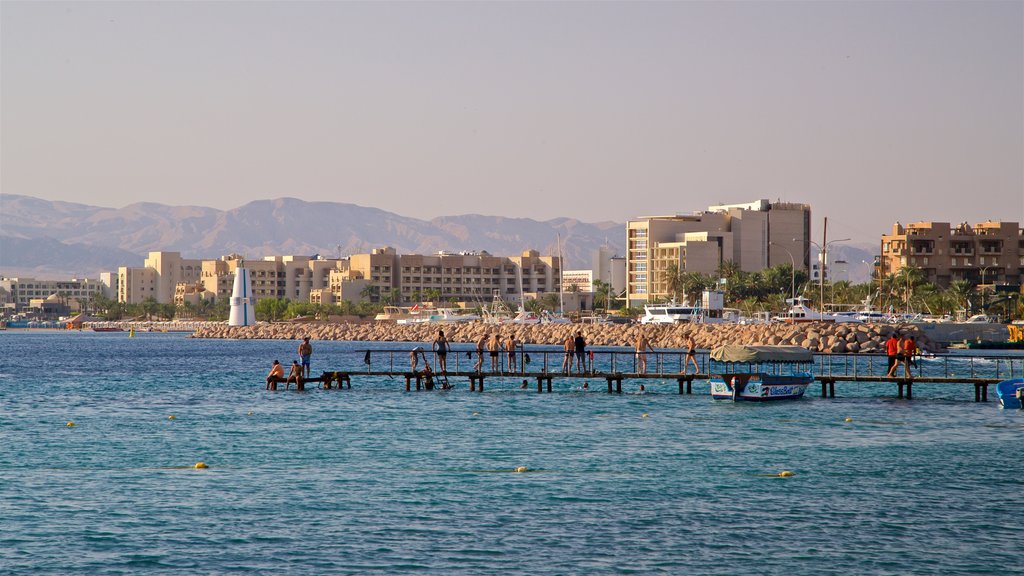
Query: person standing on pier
[
  {"left": 635, "top": 331, "right": 655, "bottom": 374},
  {"left": 432, "top": 329, "right": 449, "bottom": 373},
  {"left": 298, "top": 337, "right": 313, "bottom": 378},
  {"left": 901, "top": 335, "right": 918, "bottom": 377},
  {"left": 684, "top": 336, "right": 699, "bottom": 375},
  {"left": 266, "top": 360, "right": 284, "bottom": 390},
  {"left": 410, "top": 346, "right": 425, "bottom": 372},
  {"left": 574, "top": 331, "right": 587, "bottom": 373},
  {"left": 504, "top": 334, "right": 518, "bottom": 373},
  {"left": 885, "top": 332, "right": 901, "bottom": 377},
  {"left": 562, "top": 331, "right": 575, "bottom": 374},
  {"left": 488, "top": 332, "right": 501, "bottom": 373},
  {"left": 473, "top": 334, "right": 486, "bottom": 373}
]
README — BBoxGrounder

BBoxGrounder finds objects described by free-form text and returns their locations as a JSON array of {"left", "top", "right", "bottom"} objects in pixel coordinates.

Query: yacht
[{"left": 774, "top": 297, "right": 863, "bottom": 323}]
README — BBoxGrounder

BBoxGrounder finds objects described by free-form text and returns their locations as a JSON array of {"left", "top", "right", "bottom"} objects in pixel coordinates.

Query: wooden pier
[{"left": 265, "top": 348, "right": 1019, "bottom": 402}]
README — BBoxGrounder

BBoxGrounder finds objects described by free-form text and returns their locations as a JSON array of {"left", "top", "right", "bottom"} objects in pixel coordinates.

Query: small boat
[
  {"left": 995, "top": 378, "right": 1024, "bottom": 409},
  {"left": 774, "top": 297, "right": 863, "bottom": 323},
  {"left": 709, "top": 345, "right": 815, "bottom": 401},
  {"left": 399, "top": 308, "right": 481, "bottom": 324},
  {"left": 640, "top": 302, "right": 703, "bottom": 325}
]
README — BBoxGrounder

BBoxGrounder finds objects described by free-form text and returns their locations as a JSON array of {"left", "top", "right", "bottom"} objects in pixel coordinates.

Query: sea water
[{"left": 1, "top": 331, "right": 1021, "bottom": 575}]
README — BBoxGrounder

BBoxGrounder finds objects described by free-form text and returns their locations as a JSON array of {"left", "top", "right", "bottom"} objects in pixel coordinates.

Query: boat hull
[
  {"left": 996, "top": 378, "right": 1024, "bottom": 409},
  {"left": 710, "top": 374, "right": 813, "bottom": 401}
]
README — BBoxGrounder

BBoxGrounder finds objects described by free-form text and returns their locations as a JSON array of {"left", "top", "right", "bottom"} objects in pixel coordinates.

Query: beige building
[
  {"left": 120, "top": 251, "right": 348, "bottom": 306},
  {"left": 626, "top": 200, "right": 811, "bottom": 306},
  {"left": 119, "top": 252, "right": 202, "bottom": 304},
  {"left": 348, "top": 247, "right": 561, "bottom": 306},
  {"left": 118, "top": 248, "right": 560, "bottom": 309},
  {"left": 0, "top": 277, "right": 109, "bottom": 313},
  {"left": 880, "top": 220, "right": 1024, "bottom": 287}
]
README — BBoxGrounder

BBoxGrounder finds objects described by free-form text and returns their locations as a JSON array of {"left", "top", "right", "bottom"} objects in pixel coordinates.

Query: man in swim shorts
[{"left": 298, "top": 337, "right": 313, "bottom": 378}]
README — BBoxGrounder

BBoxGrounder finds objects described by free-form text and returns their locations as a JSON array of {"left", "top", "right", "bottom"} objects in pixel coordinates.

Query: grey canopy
[{"left": 710, "top": 345, "right": 813, "bottom": 363}]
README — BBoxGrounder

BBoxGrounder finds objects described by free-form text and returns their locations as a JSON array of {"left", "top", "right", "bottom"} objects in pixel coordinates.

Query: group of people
[
  {"left": 885, "top": 332, "right": 919, "bottom": 378},
  {"left": 265, "top": 336, "right": 314, "bottom": 390}
]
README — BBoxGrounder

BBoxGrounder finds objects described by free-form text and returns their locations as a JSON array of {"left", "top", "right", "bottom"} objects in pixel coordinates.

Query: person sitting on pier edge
[
  {"left": 266, "top": 360, "right": 284, "bottom": 390},
  {"left": 635, "top": 331, "right": 655, "bottom": 374},
  {"left": 433, "top": 329, "right": 449, "bottom": 373},
  {"left": 504, "top": 334, "right": 518, "bottom": 373},
  {"left": 574, "top": 331, "right": 587, "bottom": 374},
  {"left": 885, "top": 332, "right": 902, "bottom": 378},
  {"left": 473, "top": 334, "right": 486, "bottom": 373},
  {"left": 684, "top": 336, "right": 699, "bottom": 375},
  {"left": 562, "top": 331, "right": 575, "bottom": 374},
  {"left": 488, "top": 333, "right": 501, "bottom": 373},
  {"left": 298, "top": 337, "right": 313, "bottom": 378},
  {"left": 285, "top": 360, "right": 302, "bottom": 390}
]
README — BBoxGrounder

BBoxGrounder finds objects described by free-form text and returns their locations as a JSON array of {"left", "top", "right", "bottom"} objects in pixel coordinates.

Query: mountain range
[{"left": 0, "top": 194, "right": 625, "bottom": 279}]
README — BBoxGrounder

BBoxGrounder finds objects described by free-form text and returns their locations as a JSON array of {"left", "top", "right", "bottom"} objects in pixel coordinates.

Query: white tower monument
[{"left": 228, "top": 262, "right": 255, "bottom": 326}]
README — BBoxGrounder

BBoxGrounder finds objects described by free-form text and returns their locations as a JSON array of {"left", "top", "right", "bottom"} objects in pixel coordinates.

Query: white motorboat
[
  {"left": 774, "top": 297, "right": 863, "bottom": 323},
  {"left": 640, "top": 303, "right": 705, "bottom": 325}
]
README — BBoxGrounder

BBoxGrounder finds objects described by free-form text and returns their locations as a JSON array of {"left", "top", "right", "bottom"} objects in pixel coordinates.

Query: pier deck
[{"left": 265, "top": 348, "right": 1020, "bottom": 401}]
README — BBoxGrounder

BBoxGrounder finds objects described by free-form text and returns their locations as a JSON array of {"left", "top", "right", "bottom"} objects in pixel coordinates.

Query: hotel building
[
  {"left": 880, "top": 221, "right": 1024, "bottom": 288},
  {"left": 626, "top": 200, "right": 811, "bottom": 307},
  {"left": 115, "top": 248, "right": 561, "bottom": 309}
]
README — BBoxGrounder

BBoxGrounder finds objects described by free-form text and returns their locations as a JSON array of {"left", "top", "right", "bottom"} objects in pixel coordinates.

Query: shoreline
[{"left": 189, "top": 321, "right": 938, "bottom": 354}]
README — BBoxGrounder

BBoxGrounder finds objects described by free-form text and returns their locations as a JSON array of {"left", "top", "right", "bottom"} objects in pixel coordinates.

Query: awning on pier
[{"left": 710, "top": 345, "right": 813, "bottom": 363}]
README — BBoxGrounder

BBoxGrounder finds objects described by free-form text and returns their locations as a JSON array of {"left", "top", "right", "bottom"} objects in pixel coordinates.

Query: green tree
[
  {"left": 141, "top": 297, "right": 160, "bottom": 320},
  {"left": 255, "top": 297, "right": 290, "bottom": 321},
  {"left": 664, "top": 264, "right": 685, "bottom": 303}
]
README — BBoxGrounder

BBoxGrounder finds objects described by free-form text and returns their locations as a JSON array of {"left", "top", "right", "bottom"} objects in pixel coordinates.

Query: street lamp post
[
  {"left": 980, "top": 266, "right": 992, "bottom": 311},
  {"left": 806, "top": 237, "right": 851, "bottom": 312},
  {"left": 769, "top": 242, "right": 796, "bottom": 301}
]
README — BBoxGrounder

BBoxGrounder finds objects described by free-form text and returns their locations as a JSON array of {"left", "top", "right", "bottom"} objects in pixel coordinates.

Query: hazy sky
[{"left": 2, "top": 1, "right": 1022, "bottom": 245}]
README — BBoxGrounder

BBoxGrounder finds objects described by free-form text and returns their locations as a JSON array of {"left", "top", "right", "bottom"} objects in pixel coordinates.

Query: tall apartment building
[
  {"left": 626, "top": 200, "right": 810, "bottom": 306},
  {"left": 880, "top": 220, "right": 1024, "bottom": 288},
  {"left": 119, "top": 251, "right": 202, "bottom": 304}
]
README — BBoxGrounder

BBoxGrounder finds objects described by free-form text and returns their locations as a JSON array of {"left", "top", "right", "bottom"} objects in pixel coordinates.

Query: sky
[{"left": 2, "top": 0, "right": 1022, "bottom": 246}]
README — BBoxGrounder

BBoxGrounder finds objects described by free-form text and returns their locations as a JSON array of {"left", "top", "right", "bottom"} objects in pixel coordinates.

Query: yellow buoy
[
  {"left": 641, "top": 413, "right": 650, "bottom": 418},
  {"left": 194, "top": 462, "right": 208, "bottom": 469},
  {"left": 778, "top": 470, "right": 794, "bottom": 477},
  {"left": 168, "top": 415, "right": 176, "bottom": 420},
  {"left": 66, "top": 422, "right": 75, "bottom": 427},
  {"left": 844, "top": 417, "right": 853, "bottom": 423},
  {"left": 514, "top": 466, "right": 528, "bottom": 473},
  {"left": 247, "top": 411, "right": 254, "bottom": 416},
  {"left": 471, "top": 412, "right": 480, "bottom": 416}
]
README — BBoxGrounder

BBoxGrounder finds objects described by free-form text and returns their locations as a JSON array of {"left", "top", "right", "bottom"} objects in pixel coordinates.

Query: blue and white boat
[
  {"left": 709, "top": 345, "right": 815, "bottom": 401},
  {"left": 995, "top": 378, "right": 1024, "bottom": 409}
]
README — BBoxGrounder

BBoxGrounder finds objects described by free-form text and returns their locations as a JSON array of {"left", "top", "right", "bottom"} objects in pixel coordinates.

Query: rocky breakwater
[{"left": 192, "top": 321, "right": 937, "bottom": 353}]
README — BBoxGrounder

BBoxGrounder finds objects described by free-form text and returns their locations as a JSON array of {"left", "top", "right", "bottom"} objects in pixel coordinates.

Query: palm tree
[
  {"left": 664, "top": 264, "right": 685, "bottom": 302},
  {"left": 424, "top": 288, "right": 441, "bottom": 303},
  {"left": 944, "top": 280, "right": 973, "bottom": 315},
  {"left": 681, "top": 273, "right": 709, "bottom": 305}
]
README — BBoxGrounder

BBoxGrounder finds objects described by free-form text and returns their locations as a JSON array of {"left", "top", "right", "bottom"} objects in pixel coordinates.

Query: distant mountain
[{"left": 0, "top": 194, "right": 625, "bottom": 279}]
